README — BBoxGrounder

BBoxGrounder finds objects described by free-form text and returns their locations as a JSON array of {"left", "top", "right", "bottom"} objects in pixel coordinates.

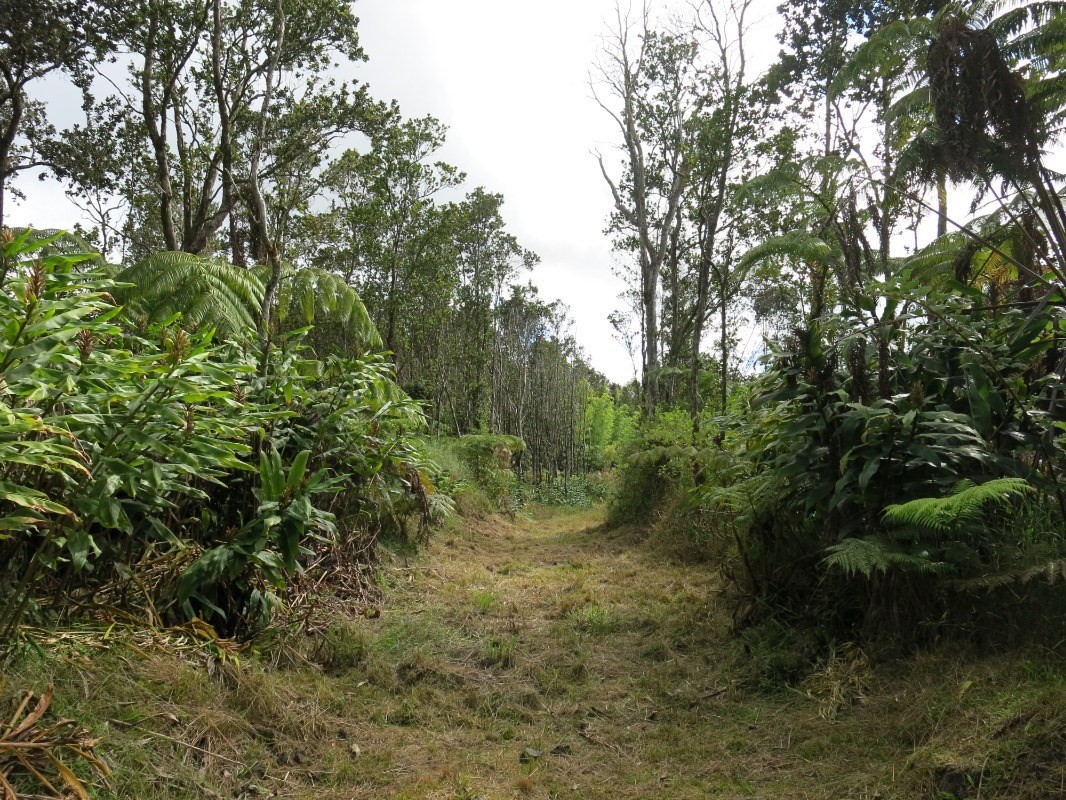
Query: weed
[
  {"left": 313, "top": 622, "right": 370, "bottom": 674},
  {"left": 568, "top": 604, "right": 622, "bottom": 636},
  {"left": 478, "top": 636, "right": 517, "bottom": 668}
]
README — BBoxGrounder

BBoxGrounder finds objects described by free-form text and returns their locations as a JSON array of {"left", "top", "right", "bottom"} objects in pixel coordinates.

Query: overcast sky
[
  {"left": 354, "top": 0, "right": 661, "bottom": 384},
  {"left": 352, "top": 0, "right": 783, "bottom": 383},
  {"left": 12, "top": 0, "right": 782, "bottom": 384}
]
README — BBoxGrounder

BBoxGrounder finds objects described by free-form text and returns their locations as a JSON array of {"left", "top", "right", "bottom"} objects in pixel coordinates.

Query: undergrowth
[{"left": 3, "top": 507, "right": 1064, "bottom": 799}]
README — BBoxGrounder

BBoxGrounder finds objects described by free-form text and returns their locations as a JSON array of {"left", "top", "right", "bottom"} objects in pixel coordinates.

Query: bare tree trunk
[
  {"left": 936, "top": 169, "right": 948, "bottom": 238},
  {"left": 250, "top": 0, "right": 286, "bottom": 373},
  {"left": 141, "top": 5, "right": 180, "bottom": 251}
]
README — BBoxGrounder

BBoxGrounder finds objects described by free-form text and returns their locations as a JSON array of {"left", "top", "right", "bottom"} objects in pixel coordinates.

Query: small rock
[
  {"left": 519, "top": 747, "right": 542, "bottom": 763},
  {"left": 550, "top": 744, "right": 572, "bottom": 756}
]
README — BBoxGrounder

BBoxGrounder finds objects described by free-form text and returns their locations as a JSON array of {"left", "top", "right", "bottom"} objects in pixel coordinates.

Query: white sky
[
  {"left": 353, "top": 0, "right": 653, "bottom": 384},
  {"left": 352, "top": 0, "right": 782, "bottom": 383},
  {"left": 12, "top": 0, "right": 782, "bottom": 385}
]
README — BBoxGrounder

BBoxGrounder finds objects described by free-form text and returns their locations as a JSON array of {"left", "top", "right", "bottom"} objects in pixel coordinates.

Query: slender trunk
[
  {"left": 719, "top": 298, "right": 727, "bottom": 415},
  {"left": 0, "top": 84, "right": 23, "bottom": 232},
  {"left": 252, "top": 0, "right": 286, "bottom": 372},
  {"left": 878, "top": 78, "right": 893, "bottom": 281},
  {"left": 644, "top": 251, "right": 659, "bottom": 417},
  {"left": 141, "top": 4, "right": 180, "bottom": 251},
  {"left": 689, "top": 258, "right": 710, "bottom": 437},
  {"left": 936, "top": 169, "right": 948, "bottom": 238}
]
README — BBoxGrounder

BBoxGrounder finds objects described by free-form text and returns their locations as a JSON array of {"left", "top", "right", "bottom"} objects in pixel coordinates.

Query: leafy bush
[
  {"left": 520, "top": 473, "right": 609, "bottom": 508},
  {"left": 0, "top": 231, "right": 435, "bottom": 638},
  {"left": 607, "top": 409, "right": 722, "bottom": 525},
  {"left": 455, "top": 433, "right": 525, "bottom": 512},
  {"left": 695, "top": 290, "right": 1066, "bottom": 636}
]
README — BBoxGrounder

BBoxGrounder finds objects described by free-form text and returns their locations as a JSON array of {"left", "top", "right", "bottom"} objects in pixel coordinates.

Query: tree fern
[
  {"left": 269, "top": 265, "right": 382, "bottom": 351},
  {"left": 900, "top": 231, "right": 971, "bottom": 283},
  {"left": 823, "top": 537, "right": 946, "bottom": 578},
  {"left": 830, "top": 18, "right": 933, "bottom": 99},
  {"left": 738, "top": 231, "right": 838, "bottom": 272},
  {"left": 118, "top": 252, "right": 382, "bottom": 352},
  {"left": 117, "top": 251, "right": 264, "bottom": 334}
]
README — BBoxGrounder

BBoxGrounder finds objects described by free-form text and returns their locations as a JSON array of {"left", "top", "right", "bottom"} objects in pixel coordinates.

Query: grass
[{"left": 3, "top": 503, "right": 1065, "bottom": 798}]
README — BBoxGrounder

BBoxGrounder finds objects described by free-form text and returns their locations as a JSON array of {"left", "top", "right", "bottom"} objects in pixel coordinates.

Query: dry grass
[{"left": 4, "top": 505, "right": 1065, "bottom": 799}]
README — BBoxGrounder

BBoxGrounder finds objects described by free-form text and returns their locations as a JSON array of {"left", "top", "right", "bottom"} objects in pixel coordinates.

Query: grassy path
[
  {"left": 16, "top": 505, "right": 1064, "bottom": 799},
  {"left": 330, "top": 506, "right": 893, "bottom": 799}
]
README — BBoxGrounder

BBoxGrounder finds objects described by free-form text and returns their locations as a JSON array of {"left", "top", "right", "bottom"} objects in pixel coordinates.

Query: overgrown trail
[
  {"left": 18, "top": 506, "right": 1059, "bottom": 799},
  {"left": 335, "top": 507, "right": 892, "bottom": 799}
]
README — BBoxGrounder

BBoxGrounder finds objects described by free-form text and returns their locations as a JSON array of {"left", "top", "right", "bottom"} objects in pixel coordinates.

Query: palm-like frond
[
  {"left": 986, "top": 1, "right": 1066, "bottom": 42},
  {"left": 265, "top": 264, "right": 383, "bottom": 352},
  {"left": 882, "top": 478, "right": 1034, "bottom": 533},
  {"left": 118, "top": 253, "right": 382, "bottom": 352},
  {"left": 117, "top": 251, "right": 264, "bottom": 334},
  {"left": 900, "top": 231, "right": 972, "bottom": 282},
  {"left": 739, "top": 231, "right": 839, "bottom": 272},
  {"left": 823, "top": 536, "right": 947, "bottom": 578},
  {"left": 830, "top": 18, "right": 934, "bottom": 99}
]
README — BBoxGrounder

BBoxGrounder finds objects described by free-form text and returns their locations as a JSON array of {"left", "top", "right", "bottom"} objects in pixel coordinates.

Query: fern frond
[
  {"left": 900, "top": 231, "right": 971, "bottom": 282},
  {"left": 739, "top": 231, "right": 838, "bottom": 272},
  {"left": 882, "top": 478, "right": 1034, "bottom": 533},
  {"left": 831, "top": 18, "right": 932, "bottom": 98},
  {"left": 267, "top": 265, "right": 383, "bottom": 352},
  {"left": 824, "top": 537, "right": 944, "bottom": 577},
  {"left": 987, "top": 2, "right": 1066, "bottom": 42},
  {"left": 118, "top": 251, "right": 264, "bottom": 334},
  {"left": 955, "top": 557, "right": 1066, "bottom": 589}
]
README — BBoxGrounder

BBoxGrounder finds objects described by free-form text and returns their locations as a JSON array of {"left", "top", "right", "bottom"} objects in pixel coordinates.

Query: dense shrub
[
  {"left": 696, "top": 293, "right": 1066, "bottom": 637},
  {"left": 0, "top": 232, "right": 434, "bottom": 638}
]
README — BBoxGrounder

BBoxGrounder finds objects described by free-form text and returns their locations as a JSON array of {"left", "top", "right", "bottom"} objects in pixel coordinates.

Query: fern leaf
[
  {"left": 882, "top": 478, "right": 1034, "bottom": 533},
  {"left": 824, "top": 537, "right": 943, "bottom": 577},
  {"left": 739, "top": 231, "right": 838, "bottom": 272}
]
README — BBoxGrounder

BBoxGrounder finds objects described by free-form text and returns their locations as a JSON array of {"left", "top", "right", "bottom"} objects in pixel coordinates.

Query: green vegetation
[
  {"left": 2, "top": 0, "right": 1066, "bottom": 797},
  {"left": 0, "top": 230, "right": 431, "bottom": 641},
  {"left": 597, "top": 0, "right": 1066, "bottom": 643},
  {"left": 3, "top": 507, "right": 1063, "bottom": 799}
]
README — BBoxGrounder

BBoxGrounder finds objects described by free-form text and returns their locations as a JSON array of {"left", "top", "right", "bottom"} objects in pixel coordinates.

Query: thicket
[
  {"left": 600, "top": 0, "right": 1066, "bottom": 644},
  {"left": 0, "top": 230, "right": 441, "bottom": 640}
]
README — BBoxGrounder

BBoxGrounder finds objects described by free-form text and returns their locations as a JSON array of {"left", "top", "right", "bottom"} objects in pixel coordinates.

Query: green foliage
[
  {"left": 881, "top": 479, "right": 1034, "bottom": 535},
  {"left": 688, "top": 287, "right": 1066, "bottom": 635},
  {"left": 0, "top": 233, "right": 435, "bottom": 638},
  {"left": 454, "top": 434, "right": 524, "bottom": 511},
  {"left": 520, "top": 473, "right": 610, "bottom": 508},
  {"left": 607, "top": 409, "right": 728, "bottom": 525},
  {"left": 117, "top": 251, "right": 264, "bottom": 334},
  {"left": 584, "top": 388, "right": 638, "bottom": 470},
  {"left": 117, "top": 253, "right": 382, "bottom": 355},
  {"left": 822, "top": 537, "right": 948, "bottom": 579}
]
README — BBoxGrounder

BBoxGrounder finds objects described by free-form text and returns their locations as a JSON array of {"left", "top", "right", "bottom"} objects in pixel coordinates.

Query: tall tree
[
  {"left": 687, "top": 0, "right": 755, "bottom": 431},
  {"left": 594, "top": 3, "right": 694, "bottom": 416}
]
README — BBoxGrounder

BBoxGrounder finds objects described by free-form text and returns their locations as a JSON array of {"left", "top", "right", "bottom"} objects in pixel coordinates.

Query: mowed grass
[{"left": 5, "top": 505, "right": 1066, "bottom": 799}]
